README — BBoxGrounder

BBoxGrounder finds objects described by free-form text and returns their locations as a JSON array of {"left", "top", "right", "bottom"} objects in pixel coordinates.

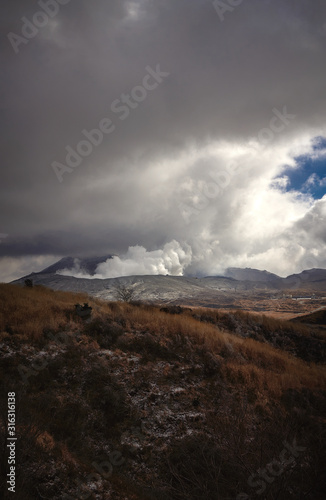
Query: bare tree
[{"left": 113, "top": 280, "right": 137, "bottom": 302}]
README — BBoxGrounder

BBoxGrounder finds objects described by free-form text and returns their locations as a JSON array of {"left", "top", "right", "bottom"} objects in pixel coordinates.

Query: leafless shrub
[{"left": 113, "top": 280, "right": 138, "bottom": 303}]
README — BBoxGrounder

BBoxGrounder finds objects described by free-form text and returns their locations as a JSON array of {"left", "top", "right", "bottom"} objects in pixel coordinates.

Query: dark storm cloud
[{"left": 1, "top": 0, "right": 326, "bottom": 280}]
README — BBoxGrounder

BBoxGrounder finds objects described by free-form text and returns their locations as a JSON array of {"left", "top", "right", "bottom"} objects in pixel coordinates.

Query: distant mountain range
[{"left": 10, "top": 256, "right": 326, "bottom": 306}]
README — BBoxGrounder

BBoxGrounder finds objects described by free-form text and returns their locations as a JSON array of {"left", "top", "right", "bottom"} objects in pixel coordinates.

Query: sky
[
  {"left": 279, "top": 137, "right": 326, "bottom": 200},
  {"left": 1, "top": 0, "right": 326, "bottom": 281}
]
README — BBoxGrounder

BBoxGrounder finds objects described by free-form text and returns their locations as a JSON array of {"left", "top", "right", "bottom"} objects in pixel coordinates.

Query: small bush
[
  {"left": 165, "top": 434, "right": 244, "bottom": 500},
  {"left": 83, "top": 318, "right": 124, "bottom": 348}
]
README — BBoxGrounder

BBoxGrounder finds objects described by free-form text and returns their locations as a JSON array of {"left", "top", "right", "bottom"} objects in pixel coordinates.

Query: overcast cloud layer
[{"left": 1, "top": 0, "right": 326, "bottom": 281}]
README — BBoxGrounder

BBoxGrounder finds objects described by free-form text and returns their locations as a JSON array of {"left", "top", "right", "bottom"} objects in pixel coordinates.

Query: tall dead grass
[
  {"left": 0, "top": 284, "right": 91, "bottom": 339},
  {"left": 1, "top": 284, "right": 325, "bottom": 396},
  {"left": 107, "top": 302, "right": 326, "bottom": 395}
]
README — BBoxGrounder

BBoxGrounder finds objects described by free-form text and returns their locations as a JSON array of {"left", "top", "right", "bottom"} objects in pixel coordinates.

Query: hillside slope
[{"left": 0, "top": 284, "right": 325, "bottom": 499}]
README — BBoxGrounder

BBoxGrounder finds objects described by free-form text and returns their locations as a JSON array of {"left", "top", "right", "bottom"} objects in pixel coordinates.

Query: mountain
[
  {"left": 40, "top": 255, "right": 113, "bottom": 275},
  {"left": 224, "top": 267, "right": 281, "bottom": 282},
  {"left": 283, "top": 268, "right": 326, "bottom": 291},
  {"left": 11, "top": 273, "right": 245, "bottom": 305},
  {"left": 11, "top": 260, "right": 326, "bottom": 315}
]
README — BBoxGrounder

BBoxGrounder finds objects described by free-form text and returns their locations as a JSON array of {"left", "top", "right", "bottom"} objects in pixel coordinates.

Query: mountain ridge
[
  {"left": 224, "top": 267, "right": 281, "bottom": 282},
  {"left": 33, "top": 256, "right": 326, "bottom": 283},
  {"left": 11, "top": 260, "right": 326, "bottom": 314}
]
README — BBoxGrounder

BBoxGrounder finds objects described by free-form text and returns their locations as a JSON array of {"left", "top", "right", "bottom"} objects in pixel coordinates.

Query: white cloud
[
  {"left": 271, "top": 176, "right": 290, "bottom": 190},
  {"left": 55, "top": 134, "right": 326, "bottom": 279},
  {"left": 58, "top": 240, "right": 192, "bottom": 278},
  {"left": 303, "top": 173, "right": 326, "bottom": 190},
  {"left": 1, "top": 0, "right": 326, "bottom": 281},
  {"left": 304, "top": 173, "right": 319, "bottom": 187}
]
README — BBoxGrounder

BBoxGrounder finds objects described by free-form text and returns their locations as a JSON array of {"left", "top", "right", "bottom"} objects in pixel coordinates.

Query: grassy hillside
[
  {"left": 291, "top": 309, "right": 326, "bottom": 326},
  {"left": 0, "top": 284, "right": 325, "bottom": 499}
]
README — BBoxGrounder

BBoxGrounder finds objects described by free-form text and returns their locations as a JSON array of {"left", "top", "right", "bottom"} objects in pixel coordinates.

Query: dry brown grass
[
  {"left": 104, "top": 302, "right": 326, "bottom": 396},
  {"left": 0, "top": 284, "right": 94, "bottom": 339},
  {"left": 1, "top": 284, "right": 325, "bottom": 397},
  {"left": 1, "top": 285, "right": 325, "bottom": 499}
]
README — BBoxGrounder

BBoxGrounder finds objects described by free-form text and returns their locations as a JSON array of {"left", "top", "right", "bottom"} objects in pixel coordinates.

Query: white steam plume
[{"left": 57, "top": 240, "right": 192, "bottom": 279}]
